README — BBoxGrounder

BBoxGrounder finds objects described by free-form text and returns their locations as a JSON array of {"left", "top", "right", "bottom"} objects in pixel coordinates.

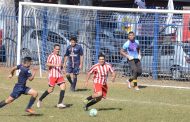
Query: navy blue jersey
[
  {"left": 65, "top": 44, "right": 83, "bottom": 67},
  {"left": 16, "top": 65, "right": 32, "bottom": 86}
]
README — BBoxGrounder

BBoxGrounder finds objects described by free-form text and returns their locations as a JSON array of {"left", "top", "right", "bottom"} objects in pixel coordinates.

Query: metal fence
[
  {"left": 0, "top": 4, "right": 190, "bottom": 80},
  {"left": 0, "top": 5, "right": 17, "bottom": 67}
]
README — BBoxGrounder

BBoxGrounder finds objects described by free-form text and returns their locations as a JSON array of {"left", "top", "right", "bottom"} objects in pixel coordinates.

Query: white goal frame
[{"left": 17, "top": 2, "right": 190, "bottom": 77}]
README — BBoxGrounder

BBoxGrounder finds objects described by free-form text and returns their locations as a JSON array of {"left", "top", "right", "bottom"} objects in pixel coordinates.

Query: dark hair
[
  {"left": 70, "top": 36, "right": 77, "bottom": 43},
  {"left": 128, "top": 31, "right": 135, "bottom": 35},
  {"left": 23, "top": 57, "right": 32, "bottom": 63},
  {"left": 54, "top": 44, "right": 60, "bottom": 48},
  {"left": 98, "top": 53, "right": 105, "bottom": 59}
]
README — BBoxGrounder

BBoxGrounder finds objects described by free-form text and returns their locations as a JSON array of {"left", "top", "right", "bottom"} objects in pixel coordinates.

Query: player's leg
[
  {"left": 84, "top": 84, "right": 103, "bottom": 102},
  {"left": 84, "top": 97, "right": 102, "bottom": 111},
  {"left": 136, "top": 60, "right": 142, "bottom": 77},
  {"left": 37, "top": 86, "right": 54, "bottom": 108},
  {"left": 0, "top": 85, "right": 22, "bottom": 108},
  {"left": 83, "top": 84, "right": 104, "bottom": 110},
  {"left": 128, "top": 60, "right": 136, "bottom": 88},
  {"left": 57, "top": 81, "right": 66, "bottom": 108},
  {"left": 0, "top": 96, "right": 15, "bottom": 108},
  {"left": 37, "top": 77, "right": 55, "bottom": 108},
  {"left": 39, "top": 86, "right": 54, "bottom": 101},
  {"left": 134, "top": 60, "right": 142, "bottom": 90},
  {"left": 71, "top": 74, "right": 77, "bottom": 91},
  {"left": 132, "top": 59, "right": 141, "bottom": 90},
  {"left": 25, "top": 88, "right": 38, "bottom": 114},
  {"left": 71, "top": 67, "right": 80, "bottom": 91},
  {"left": 66, "top": 73, "right": 72, "bottom": 86},
  {"left": 66, "top": 65, "right": 73, "bottom": 87}
]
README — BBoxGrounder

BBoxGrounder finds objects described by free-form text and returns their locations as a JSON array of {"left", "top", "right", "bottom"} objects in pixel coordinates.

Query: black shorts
[{"left": 10, "top": 85, "right": 31, "bottom": 99}]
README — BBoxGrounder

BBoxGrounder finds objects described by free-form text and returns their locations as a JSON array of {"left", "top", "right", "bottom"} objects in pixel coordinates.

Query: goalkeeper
[{"left": 120, "top": 31, "right": 142, "bottom": 90}]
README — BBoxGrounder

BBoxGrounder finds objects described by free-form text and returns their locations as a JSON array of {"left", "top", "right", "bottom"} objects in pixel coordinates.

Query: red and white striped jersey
[
  {"left": 88, "top": 62, "right": 114, "bottom": 85},
  {"left": 47, "top": 53, "right": 63, "bottom": 78}
]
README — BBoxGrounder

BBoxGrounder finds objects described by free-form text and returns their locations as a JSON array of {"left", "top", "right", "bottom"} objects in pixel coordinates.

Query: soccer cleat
[
  {"left": 83, "top": 99, "right": 89, "bottom": 111},
  {"left": 83, "top": 106, "right": 88, "bottom": 111},
  {"left": 70, "top": 86, "right": 75, "bottom": 92},
  {"left": 57, "top": 103, "right": 66, "bottom": 108},
  {"left": 83, "top": 99, "right": 88, "bottom": 105},
  {"left": 36, "top": 100, "right": 41, "bottom": 108},
  {"left": 127, "top": 80, "right": 131, "bottom": 89},
  {"left": 25, "top": 108, "right": 35, "bottom": 114},
  {"left": 134, "top": 86, "right": 140, "bottom": 91}
]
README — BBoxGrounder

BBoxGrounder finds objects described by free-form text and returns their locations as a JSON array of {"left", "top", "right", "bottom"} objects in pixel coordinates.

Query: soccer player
[
  {"left": 37, "top": 44, "right": 66, "bottom": 108},
  {"left": 63, "top": 36, "right": 83, "bottom": 91},
  {"left": 83, "top": 53, "right": 116, "bottom": 111},
  {"left": 0, "top": 57, "right": 38, "bottom": 114},
  {"left": 120, "top": 31, "right": 142, "bottom": 90}
]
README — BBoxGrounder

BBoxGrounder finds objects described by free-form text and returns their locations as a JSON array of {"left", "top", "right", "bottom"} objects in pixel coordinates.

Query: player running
[
  {"left": 37, "top": 44, "right": 66, "bottom": 108},
  {"left": 0, "top": 57, "right": 38, "bottom": 114},
  {"left": 120, "top": 31, "right": 142, "bottom": 90},
  {"left": 64, "top": 36, "right": 83, "bottom": 91},
  {"left": 83, "top": 53, "right": 116, "bottom": 111}
]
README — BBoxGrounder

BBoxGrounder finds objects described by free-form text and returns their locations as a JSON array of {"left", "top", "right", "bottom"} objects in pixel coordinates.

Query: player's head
[
  {"left": 23, "top": 56, "right": 32, "bottom": 67},
  {"left": 128, "top": 31, "right": 135, "bottom": 41},
  {"left": 98, "top": 53, "right": 105, "bottom": 65},
  {"left": 70, "top": 36, "right": 77, "bottom": 47},
  {"left": 53, "top": 44, "right": 60, "bottom": 55}
]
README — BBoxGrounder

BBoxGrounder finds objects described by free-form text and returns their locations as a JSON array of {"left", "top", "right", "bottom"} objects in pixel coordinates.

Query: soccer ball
[{"left": 89, "top": 108, "right": 98, "bottom": 117}]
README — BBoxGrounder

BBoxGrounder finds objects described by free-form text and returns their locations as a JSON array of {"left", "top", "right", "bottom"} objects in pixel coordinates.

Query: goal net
[{"left": 17, "top": 2, "right": 190, "bottom": 80}]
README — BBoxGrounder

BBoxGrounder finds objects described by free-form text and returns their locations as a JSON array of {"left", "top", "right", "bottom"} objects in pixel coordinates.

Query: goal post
[{"left": 17, "top": 2, "right": 190, "bottom": 80}]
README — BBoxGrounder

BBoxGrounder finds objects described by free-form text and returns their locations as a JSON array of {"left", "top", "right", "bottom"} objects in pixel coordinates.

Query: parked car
[
  {"left": 140, "top": 42, "right": 190, "bottom": 79},
  {"left": 91, "top": 30, "right": 125, "bottom": 64},
  {"left": 21, "top": 29, "right": 69, "bottom": 61}
]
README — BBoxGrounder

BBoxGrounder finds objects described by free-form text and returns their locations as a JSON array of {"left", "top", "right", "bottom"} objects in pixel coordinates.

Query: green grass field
[{"left": 0, "top": 69, "right": 190, "bottom": 122}]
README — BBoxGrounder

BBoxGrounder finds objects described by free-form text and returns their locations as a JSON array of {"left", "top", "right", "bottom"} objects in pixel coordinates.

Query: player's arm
[
  {"left": 46, "top": 55, "right": 55, "bottom": 67},
  {"left": 109, "top": 65, "right": 116, "bottom": 82},
  {"left": 84, "top": 72, "right": 92, "bottom": 88},
  {"left": 120, "top": 42, "right": 134, "bottom": 60},
  {"left": 79, "top": 46, "right": 84, "bottom": 69},
  {"left": 120, "top": 48, "right": 133, "bottom": 60},
  {"left": 46, "top": 62, "right": 61, "bottom": 67},
  {"left": 63, "top": 47, "right": 70, "bottom": 68},
  {"left": 120, "top": 48, "right": 129, "bottom": 58},
  {"left": 28, "top": 67, "right": 38, "bottom": 81},
  {"left": 79, "top": 55, "right": 83, "bottom": 69},
  {"left": 137, "top": 42, "right": 142, "bottom": 60},
  {"left": 85, "top": 65, "right": 95, "bottom": 87},
  {"left": 111, "top": 71, "right": 116, "bottom": 82},
  {"left": 8, "top": 66, "right": 18, "bottom": 78},
  {"left": 138, "top": 48, "right": 141, "bottom": 60},
  {"left": 63, "top": 55, "right": 68, "bottom": 68},
  {"left": 138, "top": 48, "right": 141, "bottom": 55},
  {"left": 120, "top": 49, "right": 134, "bottom": 61}
]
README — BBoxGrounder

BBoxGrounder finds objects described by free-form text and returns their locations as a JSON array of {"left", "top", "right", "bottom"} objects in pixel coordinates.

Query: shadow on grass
[
  {"left": 138, "top": 85, "right": 147, "bottom": 89},
  {"left": 0, "top": 113, "right": 43, "bottom": 117},
  {"left": 75, "top": 88, "right": 90, "bottom": 92},
  {"left": 0, "top": 114, "right": 18, "bottom": 116},
  {"left": 22, "top": 113, "right": 43, "bottom": 117},
  {"left": 97, "top": 107, "right": 122, "bottom": 111}
]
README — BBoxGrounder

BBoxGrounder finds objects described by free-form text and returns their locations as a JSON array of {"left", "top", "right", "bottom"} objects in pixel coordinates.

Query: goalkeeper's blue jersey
[{"left": 122, "top": 39, "right": 140, "bottom": 59}]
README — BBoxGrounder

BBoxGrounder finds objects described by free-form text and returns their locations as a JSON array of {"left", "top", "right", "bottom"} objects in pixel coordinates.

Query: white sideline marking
[
  {"left": 0, "top": 86, "right": 190, "bottom": 108},
  {"left": 140, "top": 84, "right": 190, "bottom": 90},
  {"left": 2, "top": 76, "right": 190, "bottom": 90},
  {"left": 119, "top": 82, "right": 190, "bottom": 90}
]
